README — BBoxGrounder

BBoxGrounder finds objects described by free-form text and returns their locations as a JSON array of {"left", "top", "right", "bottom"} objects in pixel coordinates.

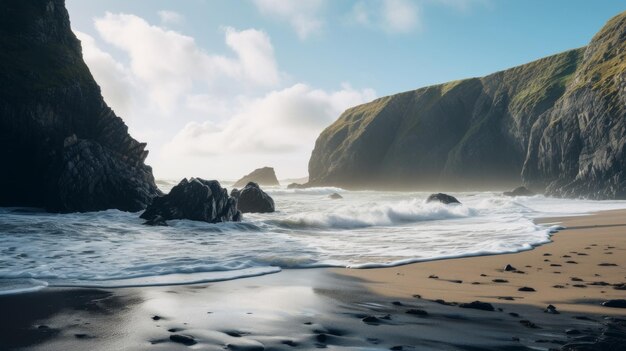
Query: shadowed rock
[
  {"left": 231, "top": 182, "right": 275, "bottom": 213},
  {"left": 233, "top": 167, "right": 279, "bottom": 188},
  {"left": 140, "top": 178, "right": 240, "bottom": 224},
  {"left": 426, "top": 193, "right": 461, "bottom": 205},
  {"left": 329, "top": 193, "right": 343, "bottom": 199}
]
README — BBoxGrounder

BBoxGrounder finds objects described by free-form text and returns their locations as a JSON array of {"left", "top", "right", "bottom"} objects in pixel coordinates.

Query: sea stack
[
  {"left": 233, "top": 167, "right": 280, "bottom": 188},
  {"left": 0, "top": 0, "right": 161, "bottom": 212}
]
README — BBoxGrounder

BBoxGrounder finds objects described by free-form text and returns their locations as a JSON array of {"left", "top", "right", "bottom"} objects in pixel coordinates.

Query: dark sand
[{"left": 1, "top": 210, "right": 626, "bottom": 350}]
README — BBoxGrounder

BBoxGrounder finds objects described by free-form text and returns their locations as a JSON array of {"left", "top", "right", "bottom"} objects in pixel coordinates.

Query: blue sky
[{"left": 65, "top": 0, "right": 626, "bottom": 180}]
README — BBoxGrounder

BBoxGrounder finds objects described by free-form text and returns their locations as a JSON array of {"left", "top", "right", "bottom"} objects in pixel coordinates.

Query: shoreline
[
  {"left": 336, "top": 208, "right": 626, "bottom": 315},
  {"left": 1, "top": 209, "right": 625, "bottom": 350}
]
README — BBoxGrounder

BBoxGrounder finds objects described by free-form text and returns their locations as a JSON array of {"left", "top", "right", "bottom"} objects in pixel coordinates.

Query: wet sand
[
  {"left": 1, "top": 210, "right": 625, "bottom": 350},
  {"left": 339, "top": 209, "right": 626, "bottom": 315}
]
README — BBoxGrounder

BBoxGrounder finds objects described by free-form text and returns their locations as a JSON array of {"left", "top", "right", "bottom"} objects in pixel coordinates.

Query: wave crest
[{"left": 271, "top": 199, "right": 476, "bottom": 230}]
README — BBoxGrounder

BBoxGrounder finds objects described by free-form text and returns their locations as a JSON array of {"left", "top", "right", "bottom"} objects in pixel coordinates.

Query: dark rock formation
[
  {"left": 0, "top": 0, "right": 160, "bottom": 212},
  {"left": 426, "top": 193, "right": 460, "bottom": 205},
  {"left": 307, "top": 11, "right": 626, "bottom": 199},
  {"left": 329, "top": 193, "right": 343, "bottom": 199},
  {"left": 231, "top": 182, "right": 275, "bottom": 213},
  {"left": 233, "top": 167, "right": 279, "bottom": 188},
  {"left": 169, "top": 334, "right": 197, "bottom": 346},
  {"left": 140, "top": 178, "right": 241, "bottom": 223},
  {"left": 504, "top": 186, "right": 535, "bottom": 197}
]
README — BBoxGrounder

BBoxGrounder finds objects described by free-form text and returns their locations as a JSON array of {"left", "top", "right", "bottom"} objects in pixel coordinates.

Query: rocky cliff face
[
  {"left": 308, "top": 12, "right": 626, "bottom": 199},
  {"left": 0, "top": 0, "right": 161, "bottom": 212}
]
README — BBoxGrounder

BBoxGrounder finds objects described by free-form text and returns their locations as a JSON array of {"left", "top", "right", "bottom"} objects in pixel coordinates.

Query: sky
[{"left": 65, "top": 0, "right": 626, "bottom": 181}]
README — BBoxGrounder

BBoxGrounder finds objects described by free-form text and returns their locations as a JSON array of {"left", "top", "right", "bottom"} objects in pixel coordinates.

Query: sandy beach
[
  {"left": 339, "top": 209, "right": 626, "bottom": 315},
  {"left": 1, "top": 209, "right": 625, "bottom": 350}
]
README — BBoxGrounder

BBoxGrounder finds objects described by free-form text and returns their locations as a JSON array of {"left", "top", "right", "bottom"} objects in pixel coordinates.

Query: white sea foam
[{"left": 1, "top": 188, "right": 625, "bottom": 294}]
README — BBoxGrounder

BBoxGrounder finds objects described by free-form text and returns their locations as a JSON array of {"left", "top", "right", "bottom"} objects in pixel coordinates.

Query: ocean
[{"left": 1, "top": 181, "right": 625, "bottom": 295}]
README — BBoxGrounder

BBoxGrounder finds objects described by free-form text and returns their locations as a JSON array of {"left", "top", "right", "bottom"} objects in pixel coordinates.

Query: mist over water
[{"left": 1, "top": 181, "right": 626, "bottom": 295}]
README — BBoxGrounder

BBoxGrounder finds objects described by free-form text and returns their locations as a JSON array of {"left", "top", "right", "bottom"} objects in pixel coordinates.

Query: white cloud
[
  {"left": 347, "top": 0, "right": 420, "bottom": 33},
  {"left": 253, "top": 0, "right": 326, "bottom": 39},
  {"left": 431, "top": 0, "right": 491, "bottom": 12},
  {"left": 163, "top": 83, "right": 376, "bottom": 157},
  {"left": 382, "top": 0, "right": 419, "bottom": 33},
  {"left": 76, "top": 12, "right": 375, "bottom": 180},
  {"left": 93, "top": 13, "right": 280, "bottom": 113},
  {"left": 158, "top": 10, "right": 184, "bottom": 25}
]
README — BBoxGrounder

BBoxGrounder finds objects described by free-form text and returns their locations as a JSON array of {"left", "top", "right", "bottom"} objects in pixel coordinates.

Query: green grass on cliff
[{"left": 572, "top": 11, "right": 626, "bottom": 100}]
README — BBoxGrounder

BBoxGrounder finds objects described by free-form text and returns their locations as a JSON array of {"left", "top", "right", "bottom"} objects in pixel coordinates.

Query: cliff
[
  {"left": 308, "top": 11, "right": 626, "bottom": 199},
  {"left": 0, "top": 0, "right": 161, "bottom": 212}
]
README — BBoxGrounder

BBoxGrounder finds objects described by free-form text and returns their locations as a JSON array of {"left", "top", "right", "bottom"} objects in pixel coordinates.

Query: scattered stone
[
  {"left": 566, "top": 261, "right": 578, "bottom": 264},
  {"left": 504, "top": 264, "right": 517, "bottom": 271},
  {"left": 459, "top": 301, "right": 494, "bottom": 311},
  {"left": 543, "top": 253, "right": 552, "bottom": 256},
  {"left": 518, "top": 287, "right": 536, "bottom": 292},
  {"left": 152, "top": 315, "right": 162, "bottom": 321},
  {"left": 551, "top": 264, "right": 562, "bottom": 267},
  {"left": 498, "top": 296, "right": 515, "bottom": 301},
  {"left": 544, "top": 305, "right": 559, "bottom": 314},
  {"left": 428, "top": 275, "right": 438, "bottom": 279},
  {"left": 572, "top": 284, "right": 587, "bottom": 288},
  {"left": 169, "top": 334, "right": 197, "bottom": 346},
  {"left": 611, "top": 283, "right": 626, "bottom": 291},
  {"left": 329, "top": 193, "right": 343, "bottom": 199},
  {"left": 492, "top": 279, "right": 509, "bottom": 283},
  {"left": 598, "top": 263, "right": 618, "bottom": 267},
  {"left": 588, "top": 281, "right": 611, "bottom": 286},
  {"left": 602, "top": 299, "right": 626, "bottom": 308},
  {"left": 571, "top": 277, "right": 583, "bottom": 282},
  {"left": 426, "top": 193, "right": 460, "bottom": 205},
  {"left": 480, "top": 274, "right": 487, "bottom": 277},
  {"left": 391, "top": 301, "right": 403, "bottom": 306},
  {"left": 519, "top": 320, "right": 540, "bottom": 329},
  {"left": 553, "top": 285, "right": 565, "bottom": 288},
  {"left": 509, "top": 312, "right": 520, "bottom": 318}
]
